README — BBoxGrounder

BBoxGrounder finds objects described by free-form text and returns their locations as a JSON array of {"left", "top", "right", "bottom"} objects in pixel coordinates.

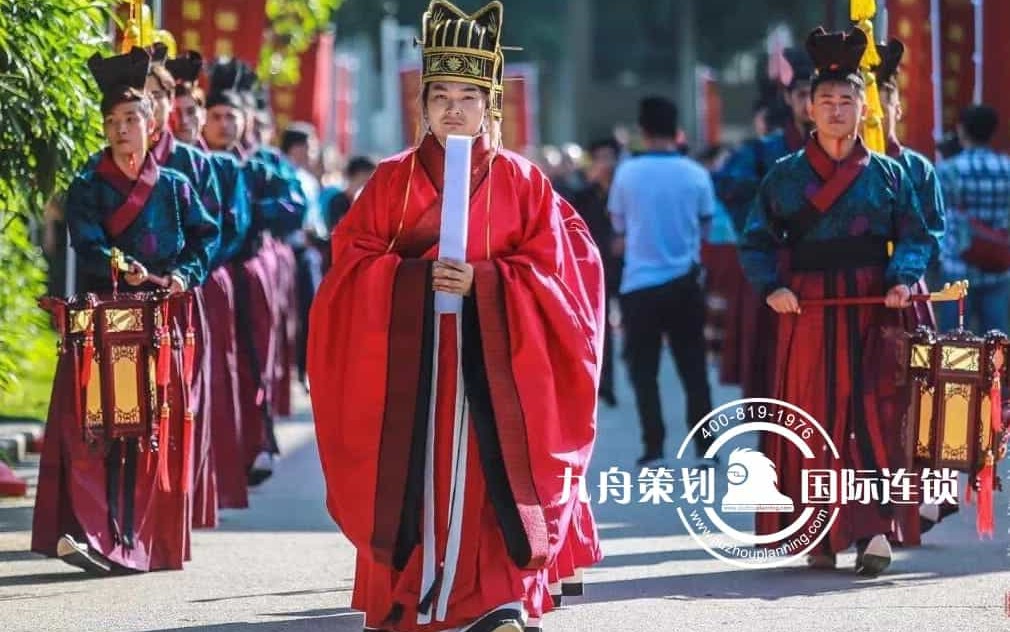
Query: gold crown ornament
[{"left": 420, "top": 0, "right": 505, "bottom": 119}]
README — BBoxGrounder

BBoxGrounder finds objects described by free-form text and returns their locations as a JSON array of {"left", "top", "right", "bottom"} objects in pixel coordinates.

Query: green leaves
[
  {"left": 0, "top": 0, "right": 113, "bottom": 226},
  {"left": 0, "top": 0, "right": 113, "bottom": 394},
  {"left": 259, "top": 0, "right": 343, "bottom": 87}
]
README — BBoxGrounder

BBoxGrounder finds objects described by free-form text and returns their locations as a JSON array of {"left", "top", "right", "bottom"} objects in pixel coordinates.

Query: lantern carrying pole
[{"left": 799, "top": 280, "right": 969, "bottom": 308}]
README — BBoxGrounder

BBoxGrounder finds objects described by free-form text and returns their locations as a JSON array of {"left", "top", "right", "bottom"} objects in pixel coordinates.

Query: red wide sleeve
[
  {"left": 306, "top": 162, "right": 403, "bottom": 553},
  {"left": 472, "top": 157, "right": 605, "bottom": 567}
]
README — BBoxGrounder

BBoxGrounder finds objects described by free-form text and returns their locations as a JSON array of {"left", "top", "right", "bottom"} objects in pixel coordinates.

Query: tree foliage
[
  {"left": 0, "top": 0, "right": 117, "bottom": 395},
  {"left": 259, "top": 0, "right": 344, "bottom": 87},
  {"left": 0, "top": 0, "right": 114, "bottom": 226}
]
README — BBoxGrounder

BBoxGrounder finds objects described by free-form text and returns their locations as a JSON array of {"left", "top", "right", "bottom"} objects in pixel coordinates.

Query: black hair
[
  {"left": 148, "top": 64, "right": 175, "bottom": 95},
  {"left": 346, "top": 156, "right": 377, "bottom": 178},
  {"left": 588, "top": 137, "right": 620, "bottom": 156},
  {"left": 101, "top": 88, "right": 153, "bottom": 117},
  {"left": 175, "top": 82, "right": 206, "bottom": 107},
  {"left": 638, "top": 96, "right": 678, "bottom": 138},
  {"left": 280, "top": 122, "right": 316, "bottom": 154},
  {"left": 959, "top": 105, "right": 999, "bottom": 144},
  {"left": 810, "top": 71, "right": 865, "bottom": 100}
]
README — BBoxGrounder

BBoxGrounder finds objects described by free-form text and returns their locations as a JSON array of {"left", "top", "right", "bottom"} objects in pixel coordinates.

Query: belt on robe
[{"left": 790, "top": 237, "right": 890, "bottom": 272}]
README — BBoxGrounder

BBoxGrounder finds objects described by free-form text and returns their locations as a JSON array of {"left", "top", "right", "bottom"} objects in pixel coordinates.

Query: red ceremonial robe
[
  {"left": 202, "top": 265, "right": 248, "bottom": 509},
  {"left": 308, "top": 133, "right": 604, "bottom": 631},
  {"left": 269, "top": 236, "right": 297, "bottom": 418},
  {"left": 233, "top": 252, "right": 279, "bottom": 468}
]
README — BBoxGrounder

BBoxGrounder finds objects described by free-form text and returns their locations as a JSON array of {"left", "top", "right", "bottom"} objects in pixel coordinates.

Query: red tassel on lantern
[
  {"left": 992, "top": 383, "right": 1004, "bottom": 435},
  {"left": 157, "top": 302, "right": 171, "bottom": 388},
  {"left": 81, "top": 330, "right": 94, "bottom": 388},
  {"left": 157, "top": 403, "right": 172, "bottom": 492},
  {"left": 181, "top": 411, "right": 194, "bottom": 494},
  {"left": 977, "top": 454, "right": 995, "bottom": 539},
  {"left": 183, "top": 330, "right": 195, "bottom": 386}
]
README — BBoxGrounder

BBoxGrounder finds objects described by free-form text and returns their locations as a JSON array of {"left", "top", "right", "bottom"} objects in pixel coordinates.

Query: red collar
[
  {"left": 885, "top": 136, "right": 903, "bottom": 159},
  {"left": 95, "top": 148, "right": 159, "bottom": 197},
  {"left": 416, "top": 133, "right": 495, "bottom": 193},
  {"left": 150, "top": 130, "right": 175, "bottom": 166},
  {"left": 805, "top": 133, "right": 870, "bottom": 182}
]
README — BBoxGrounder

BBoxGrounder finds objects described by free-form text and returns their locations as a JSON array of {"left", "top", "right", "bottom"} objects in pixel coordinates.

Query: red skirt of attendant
[
  {"left": 891, "top": 278, "right": 946, "bottom": 547},
  {"left": 233, "top": 253, "right": 277, "bottom": 469},
  {"left": 735, "top": 285, "right": 778, "bottom": 399},
  {"left": 188, "top": 287, "right": 217, "bottom": 530},
  {"left": 702, "top": 243, "right": 751, "bottom": 385},
  {"left": 31, "top": 297, "right": 195, "bottom": 572},
  {"left": 756, "top": 265, "right": 905, "bottom": 555},
  {"left": 269, "top": 238, "right": 296, "bottom": 418},
  {"left": 701, "top": 243, "right": 737, "bottom": 359},
  {"left": 203, "top": 266, "right": 248, "bottom": 509}
]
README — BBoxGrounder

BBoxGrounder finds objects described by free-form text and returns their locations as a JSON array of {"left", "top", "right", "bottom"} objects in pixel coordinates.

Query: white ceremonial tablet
[{"left": 435, "top": 134, "right": 472, "bottom": 314}]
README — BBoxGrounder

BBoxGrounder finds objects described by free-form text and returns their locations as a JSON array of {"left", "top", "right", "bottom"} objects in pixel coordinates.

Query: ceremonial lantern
[{"left": 900, "top": 282, "right": 1007, "bottom": 537}]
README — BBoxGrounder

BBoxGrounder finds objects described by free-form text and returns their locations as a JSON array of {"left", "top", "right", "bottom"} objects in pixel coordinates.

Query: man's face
[
  {"left": 172, "top": 94, "right": 205, "bottom": 145},
  {"left": 807, "top": 81, "right": 866, "bottom": 141},
  {"left": 787, "top": 81, "right": 812, "bottom": 126},
  {"left": 203, "top": 105, "right": 244, "bottom": 151},
  {"left": 144, "top": 75, "right": 172, "bottom": 133},
  {"left": 103, "top": 101, "right": 155, "bottom": 161},
  {"left": 879, "top": 86, "right": 902, "bottom": 138},
  {"left": 286, "top": 138, "right": 319, "bottom": 171},
  {"left": 256, "top": 116, "right": 275, "bottom": 147},
  {"left": 425, "top": 81, "right": 487, "bottom": 142},
  {"left": 588, "top": 146, "right": 618, "bottom": 184}
]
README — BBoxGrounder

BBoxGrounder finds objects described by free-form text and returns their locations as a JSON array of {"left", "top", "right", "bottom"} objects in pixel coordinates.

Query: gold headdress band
[{"left": 420, "top": 0, "right": 506, "bottom": 120}]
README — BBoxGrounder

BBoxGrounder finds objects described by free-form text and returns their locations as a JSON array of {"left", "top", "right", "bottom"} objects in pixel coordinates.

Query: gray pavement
[{"left": 2, "top": 355, "right": 1009, "bottom": 632}]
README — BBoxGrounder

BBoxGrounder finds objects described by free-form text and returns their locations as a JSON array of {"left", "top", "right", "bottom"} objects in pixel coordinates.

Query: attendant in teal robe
[
  {"left": 33, "top": 47, "right": 217, "bottom": 577},
  {"left": 712, "top": 49, "right": 817, "bottom": 399},
  {"left": 168, "top": 51, "right": 255, "bottom": 510},
  {"left": 874, "top": 37, "right": 957, "bottom": 546},
  {"left": 740, "top": 27, "right": 934, "bottom": 578}
]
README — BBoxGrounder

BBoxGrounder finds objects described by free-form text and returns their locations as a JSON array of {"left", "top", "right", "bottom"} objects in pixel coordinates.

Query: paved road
[{"left": 2, "top": 356, "right": 1009, "bottom": 632}]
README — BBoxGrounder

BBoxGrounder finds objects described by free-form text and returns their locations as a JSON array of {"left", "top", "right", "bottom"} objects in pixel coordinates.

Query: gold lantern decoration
[
  {"left": 901, "top": 281, "right": 1008, "bottom": 493},
  {"left": 904, "top": 326, "right": 1007, "bottom": 478}
]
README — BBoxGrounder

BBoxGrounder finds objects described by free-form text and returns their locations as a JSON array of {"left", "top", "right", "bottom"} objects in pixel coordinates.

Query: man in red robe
[{"left": 308, "top": 3, "right": 603, "bottom": 631}]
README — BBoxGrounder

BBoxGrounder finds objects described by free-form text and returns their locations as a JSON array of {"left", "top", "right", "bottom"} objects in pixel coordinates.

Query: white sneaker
[{"left": 57, "top": 534, "right": 112, "bottom": 575}]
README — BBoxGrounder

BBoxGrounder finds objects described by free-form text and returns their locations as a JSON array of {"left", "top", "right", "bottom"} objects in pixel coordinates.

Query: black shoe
[
  {"left": 561, "top": 581, "right": 583, "bottom": 597},
  {"left": 551, "top": 594, "right": 563, "bottom": 608},
  {"left": 248, "top": 452, "right": 274, "bottom": 487},
  {"left": 598, "top": 389, "right": 617, "bottom": 408},
  {"left": 57, "top": 535, "right": 112, "bottom": 576},
  {"left": 636, "top": 453, "right": 666, "bottom": 468},
  {"left": 467, "top": 607, "right": 524, "bottom": 632},
  {"left": 855, "top": 535, "right": 892, "bottom": 577}
]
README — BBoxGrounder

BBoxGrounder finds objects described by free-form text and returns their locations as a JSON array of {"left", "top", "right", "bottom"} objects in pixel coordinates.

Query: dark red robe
[
  {"left": 308, "top": 133, "right": 604, "bottom": 631},
  {"left": 32, "top": 295, "right": 197, "bottom": 571},
  {"left": 748, "top": 138, "right": 935, "bottom": 555},
  {"left": 202, "top": 265, "right": 248, "bottom": 509}
]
